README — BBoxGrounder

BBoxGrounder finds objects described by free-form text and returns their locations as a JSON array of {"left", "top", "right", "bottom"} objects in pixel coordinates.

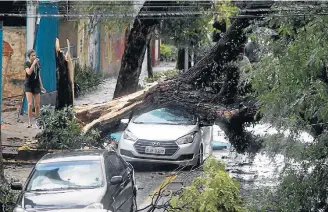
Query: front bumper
[{"left": 118, "top": 138, "right": 200, "bottom": 166}]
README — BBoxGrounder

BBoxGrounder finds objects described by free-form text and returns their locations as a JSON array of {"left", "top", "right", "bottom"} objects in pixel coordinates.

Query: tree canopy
[{"left": 243, "top": 2, "right": 328, "bottom": 211}]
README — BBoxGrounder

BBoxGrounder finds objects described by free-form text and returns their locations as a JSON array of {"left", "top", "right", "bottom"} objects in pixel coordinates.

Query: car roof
[{"left": 38, "top": 149, "right": 107, "bottom": 164}]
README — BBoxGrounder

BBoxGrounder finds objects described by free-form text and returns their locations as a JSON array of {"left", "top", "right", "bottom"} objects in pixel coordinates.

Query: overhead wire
[
  {"left": 2, "top": 2, "right": 328, "bottom": 19},
  {"left": 1, "top": 11, "right": 328, "bottom": 19}
]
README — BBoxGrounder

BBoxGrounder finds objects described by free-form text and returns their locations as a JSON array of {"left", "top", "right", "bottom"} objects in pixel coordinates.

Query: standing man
[{"left": 24, "top": 49, "right": 46, "bottom": 128}]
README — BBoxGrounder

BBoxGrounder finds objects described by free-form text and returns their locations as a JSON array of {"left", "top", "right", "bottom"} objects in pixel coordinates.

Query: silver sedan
[{"left": 118, "top": 107, "right": 213, "bottom": 167}]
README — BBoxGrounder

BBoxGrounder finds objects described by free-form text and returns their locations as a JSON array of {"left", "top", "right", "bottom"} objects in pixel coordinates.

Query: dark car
[{"left": 11, "top": 150, "right": 137, "bottom": 212}]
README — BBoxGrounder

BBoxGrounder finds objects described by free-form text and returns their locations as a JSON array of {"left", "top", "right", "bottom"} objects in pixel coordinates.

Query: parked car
[
  {"left": 11, "top": 150, "right": 137, "bottom": 212},
  {"left": 118, "top": 107, "right": 213, "bottom": 167}
]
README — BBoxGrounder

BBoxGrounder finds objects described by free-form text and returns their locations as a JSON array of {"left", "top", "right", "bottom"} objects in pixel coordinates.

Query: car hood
[
  {"left": 21, "top": 188, "right": 105, "bottom": 210},
  {"left": 128, "top": 123, "right": 198, "bottom": 140}
]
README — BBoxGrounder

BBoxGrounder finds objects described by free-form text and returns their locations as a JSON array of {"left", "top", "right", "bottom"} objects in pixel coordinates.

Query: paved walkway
[{"left": 74, "top": 62, "right": 175, "bottom": 106}]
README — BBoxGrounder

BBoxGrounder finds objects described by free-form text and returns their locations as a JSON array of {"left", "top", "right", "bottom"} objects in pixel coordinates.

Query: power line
[
  {"left": 15, "top": 7, "right": 328, "bottom": 15},
  {"left": 5, "top": 7, "right": 328, "bottom": 16},
  {"left": 1, "top": 12, "right": 328, "bottom": 19}
]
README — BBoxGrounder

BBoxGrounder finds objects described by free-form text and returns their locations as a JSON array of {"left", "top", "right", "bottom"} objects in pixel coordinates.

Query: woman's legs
[
  {"left": 25, "top": 92, "right": 33, "bottom": 127},
  {"left": 34, "top": 93, "right": 41, "bottom": 117}
]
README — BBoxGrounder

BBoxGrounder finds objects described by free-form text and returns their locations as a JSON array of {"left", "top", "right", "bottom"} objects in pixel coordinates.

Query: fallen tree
[{"left": 75, "top": 1, "right": 274, "bottom": 152}]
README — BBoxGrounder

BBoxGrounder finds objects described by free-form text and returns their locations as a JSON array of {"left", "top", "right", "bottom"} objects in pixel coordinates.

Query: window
[
  {"left": 133, "top": 107, "right": 196, "bottom": 125},
  {"left": 26, "top": 160, "right": 104, "bottom": 191}
]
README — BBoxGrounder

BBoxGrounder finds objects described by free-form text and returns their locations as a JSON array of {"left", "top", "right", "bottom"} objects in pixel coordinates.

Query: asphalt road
[{"left": 4, "top": 148, "right": 283, "bottom": 211}]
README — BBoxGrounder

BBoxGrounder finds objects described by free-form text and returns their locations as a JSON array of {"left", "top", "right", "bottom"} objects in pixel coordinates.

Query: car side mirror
[
  {"left": 110, "top": 176, "right": 123, "bottom": 185},
  {"left": 11, "top": 182, "right": 23, "bottom": 190},
  {"left": 120, "top": 119, "right": 129, "bottom": 125}
]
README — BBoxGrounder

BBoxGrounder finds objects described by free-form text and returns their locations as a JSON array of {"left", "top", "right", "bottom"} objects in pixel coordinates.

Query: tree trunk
[
  {"left": 147, "top": 37, "right": 153, "bottom": 78},
  {"left": 56, "top": 50, "right": 73, "bottom": 110},
  {"left": 113, "top": 18, "right": 158, "bottom": 99},
  {"left": 76, "top": 81, "right": 256, "bottom": 133},
  {"left": 177, "top": 47, "right": 192, "bottom": 71},
  {"left": 184, "top": 46, "right": 189, "bottom": 72},
  {"left": 176, "top": 48, "right": 185, "bottom": 70},
  {"left": 76, "top": 1, "right": 274, "bottom": 152}
]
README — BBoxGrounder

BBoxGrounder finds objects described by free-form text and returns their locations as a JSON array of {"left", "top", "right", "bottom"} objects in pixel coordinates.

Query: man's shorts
[{"left": 24, "top": 85, "right": 41, "bottom": 94}]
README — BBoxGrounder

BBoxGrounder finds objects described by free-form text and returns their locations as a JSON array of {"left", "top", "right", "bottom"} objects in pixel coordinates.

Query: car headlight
[
  {"left": 123, "top": 129, "right": 138, "bottom": 142},
  {"left": 13, "top": 207, "right": 26, "bottom": 212},
  {"left": 176, "top": 133, "right": 195, "bottom": 145},
  {"left": 84, "top": 203, "right": 104, "bottom": 209}
]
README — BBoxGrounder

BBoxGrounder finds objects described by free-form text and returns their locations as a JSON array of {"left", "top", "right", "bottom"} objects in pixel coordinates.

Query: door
[{"left": 106, "top": 154, "right": 134, "bottom": 212}]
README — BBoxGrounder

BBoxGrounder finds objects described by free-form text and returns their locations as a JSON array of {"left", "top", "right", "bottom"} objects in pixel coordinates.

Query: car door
[
  {"left": 103, "top": 155, "right": 118, "bottom": 211},
  {"left": 107, "top": 154, "right": 134, "bottom": 212}
]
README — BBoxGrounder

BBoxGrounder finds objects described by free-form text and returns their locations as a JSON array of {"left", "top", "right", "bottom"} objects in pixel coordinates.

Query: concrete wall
[
  {"left": 100, "top": 27, "right": 126, "bottom": 77},
  {"left": 2, "top": 27, "right": 26, "bottom": 99},
  {"left": 75, "top": 20, "right": 126, "bottom": 77},
  {"left": 71, "top": 20, "right": 160, "bottom": 77},
  {"left": 77, "top": 20, "right": 89, "bottom": 67}
]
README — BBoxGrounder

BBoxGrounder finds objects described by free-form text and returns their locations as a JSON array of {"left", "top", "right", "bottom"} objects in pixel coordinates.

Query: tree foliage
[
  {"left": 36, "top": 106, "right": 104, "bottom": 150},
  {"left": 0, "top": 183, "right": 16, "bottom": 212},
  {"left": 246, "top": 3, "right": 328, "bottom": 211},
  {"left": 74, "top": 62, "right": 104, "bottom": 95},
  {"left": 71, "top": 1, "right": 136, "bottom": 34},
  {"left": 160, "top": 0, "right": 239, "bottom": 47},
  {"left": 169, "top": 157, "right": 247, "bottom": 212}
]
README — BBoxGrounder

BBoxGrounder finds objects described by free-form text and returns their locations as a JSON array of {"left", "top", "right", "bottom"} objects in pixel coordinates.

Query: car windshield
[
  {"left": 133, "top": 108, "right": 196, "bottom": 125},
  {"left": 26, "top": 160, "right": 104, "bottom": 191}
]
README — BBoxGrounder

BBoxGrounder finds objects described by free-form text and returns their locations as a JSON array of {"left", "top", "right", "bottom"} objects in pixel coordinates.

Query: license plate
[{"left": 145, "top": 146, "right": 165, "bottom": 155}]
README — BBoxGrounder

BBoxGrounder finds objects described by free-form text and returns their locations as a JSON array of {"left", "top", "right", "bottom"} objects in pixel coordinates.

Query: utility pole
[{"left": 26, "top": 0, "right": 36, "bottom": 54}]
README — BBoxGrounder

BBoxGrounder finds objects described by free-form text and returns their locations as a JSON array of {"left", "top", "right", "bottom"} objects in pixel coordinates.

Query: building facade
[{"left": 2, "top": 0, "right": 161, "bottom": 102}]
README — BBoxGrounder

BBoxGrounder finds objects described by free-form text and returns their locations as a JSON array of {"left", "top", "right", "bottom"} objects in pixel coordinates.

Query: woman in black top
[{"left": 24, "top": 49, "right": 46, "bottom": 128}]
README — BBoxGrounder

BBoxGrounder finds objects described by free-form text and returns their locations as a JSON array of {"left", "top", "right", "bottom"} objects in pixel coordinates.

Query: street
[
  {"left": 4, "top": 161, "right": 203, "bottom": 211},
  {"left": 4, "top": 146, "right": 283, "bottom": 211},
  {"left": 2, "top": 62, "right": 284, "bottom": 211}
]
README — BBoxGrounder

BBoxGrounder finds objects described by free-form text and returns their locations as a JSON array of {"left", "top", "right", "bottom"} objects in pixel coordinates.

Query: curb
[
  {"left": 16, "top": 149, "right": 49, "bottom": 161},
  {"left": 4, "top": 159, "right": 37, "bottom": 165},
  {"left": 3, "top": 148, "right": 69, "bottom": 162}
]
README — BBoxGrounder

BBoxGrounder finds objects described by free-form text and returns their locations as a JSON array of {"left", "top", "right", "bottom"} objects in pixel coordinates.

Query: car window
[
  {"left": 133, "top": 107, "right": 196, "bottom": 125},
  {"left": 26, "top": 160, "right": 104, "bottom": 191},
  {"left": 104, "top": 154, "right": 126, "bottom": 179}
]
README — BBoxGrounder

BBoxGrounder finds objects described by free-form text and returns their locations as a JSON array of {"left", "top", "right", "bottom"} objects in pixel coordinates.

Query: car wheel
[
  {"left": 196, "top": 146, "right": 204, "bottom": 167},
  {"left": 130, "top": 192, "right": 137, "bottom": 212}
]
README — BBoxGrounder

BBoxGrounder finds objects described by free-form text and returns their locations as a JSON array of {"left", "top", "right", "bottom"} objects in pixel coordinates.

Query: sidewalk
[{"left": 74, "top": 62, "right": 175, "bottom": 106}]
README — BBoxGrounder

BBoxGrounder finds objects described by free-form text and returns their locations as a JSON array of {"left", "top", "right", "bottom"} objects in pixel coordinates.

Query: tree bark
[
  {"left": 76, "top": 81, "right": 256, "bottom": 134},
  {"left": 113, "top": 17, "right": 158, "bottom": 99},
  {"left": 56, "top": 50, "right": 73, "bottom": 110},
  {"left": 147, "top": 37, "right": 153, "bottom": 78},
  {"left": 55, "top": 39, "right": 74, "bottom": 110},
  {"left": 176, "top": 48, "right": 185, "bottom": 70}
]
